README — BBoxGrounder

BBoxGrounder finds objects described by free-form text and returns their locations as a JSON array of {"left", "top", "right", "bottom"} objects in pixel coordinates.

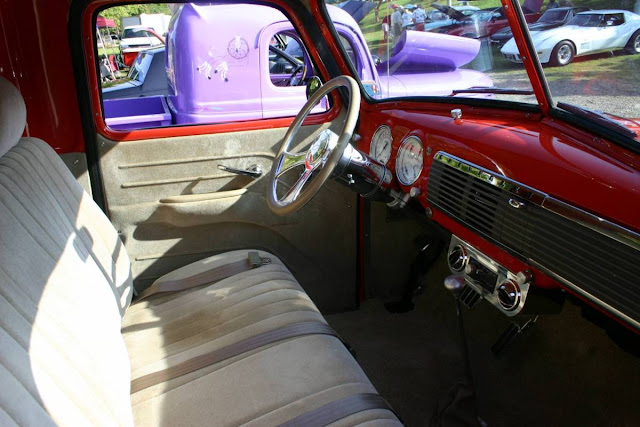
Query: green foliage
[{"left": 100, "top": 4, "right": 171, "bottom": 31}]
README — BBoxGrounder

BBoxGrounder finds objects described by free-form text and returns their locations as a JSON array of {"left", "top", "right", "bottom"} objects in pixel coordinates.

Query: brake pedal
[{"left": 491, "top": 316, "right": 538, "bottom": 358}]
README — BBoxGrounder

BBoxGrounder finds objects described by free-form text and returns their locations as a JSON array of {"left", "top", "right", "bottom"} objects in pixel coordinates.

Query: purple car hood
[
  {"left": 379, "top": 69, "right": 493, "bottom": 98},
  {"left": 377, "top": 31, "right": 481, "bottom": 73}
]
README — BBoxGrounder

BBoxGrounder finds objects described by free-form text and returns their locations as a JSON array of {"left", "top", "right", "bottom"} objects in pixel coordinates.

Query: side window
[
  {"left": 603, "top": 13, "right": 625, "bottom": 26},
  {"left": 97, "top": 3, "right": 327, "bottom": 131},
  {"left": 269, "top": 32, "right": 312, "bottom": 87}
]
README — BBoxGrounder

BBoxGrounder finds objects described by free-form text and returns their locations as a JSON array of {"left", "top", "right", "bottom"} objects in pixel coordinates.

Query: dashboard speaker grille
[{"left": 428, "top": 157, "right": 640, "bottom": 327}]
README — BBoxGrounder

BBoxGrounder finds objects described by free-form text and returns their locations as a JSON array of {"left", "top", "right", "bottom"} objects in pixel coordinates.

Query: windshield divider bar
[{"left": 502, "top": 0, "right": 553, "bottom": 114}]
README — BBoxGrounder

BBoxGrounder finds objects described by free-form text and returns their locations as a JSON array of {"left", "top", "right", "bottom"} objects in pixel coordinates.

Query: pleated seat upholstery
[{"left": 0, "top": 77, "right": 401, "bottom": 426}]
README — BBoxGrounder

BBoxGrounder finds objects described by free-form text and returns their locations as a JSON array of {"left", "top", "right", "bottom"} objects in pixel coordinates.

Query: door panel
[{"left": 97, "top": 122, "right": 358, "bottom": 312}]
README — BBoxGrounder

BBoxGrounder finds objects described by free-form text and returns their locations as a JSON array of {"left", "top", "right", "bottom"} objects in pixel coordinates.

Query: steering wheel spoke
[
  {"left": 276, "top": 151, "right": 306, "bottom": 178},
  {"left": 281, "top": 167, "right": 315, "bottom": 204}
]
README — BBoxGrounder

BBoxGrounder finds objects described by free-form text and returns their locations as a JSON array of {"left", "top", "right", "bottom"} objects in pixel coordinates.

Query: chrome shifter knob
[{"left": 444, "top": 275, "right": 466, "bottom": 297}]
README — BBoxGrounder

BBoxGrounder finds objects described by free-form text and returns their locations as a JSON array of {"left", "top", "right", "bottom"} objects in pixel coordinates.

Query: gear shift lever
[
  {"left": 444, "top": 275, "right": 465, "bottom": 298},
  {"left": 444, "top": 275, "right": 473, "bottom": 383},
  {"left": 431, "top": 276, "right": 482, "bottom": 426}
]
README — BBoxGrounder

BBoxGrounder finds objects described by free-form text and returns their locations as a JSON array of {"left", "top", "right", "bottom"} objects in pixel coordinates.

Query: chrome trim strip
[
  {"left": 433, "top": 151, "right": 640, "bottom": 251},
  {"left": 528, "top": 259, "right": 640, "bottom": 330}
]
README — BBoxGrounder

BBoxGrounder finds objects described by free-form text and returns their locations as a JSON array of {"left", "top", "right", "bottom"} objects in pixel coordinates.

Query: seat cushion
[{"left": 123, "top": 251, "right": 401, "bottom": 426}]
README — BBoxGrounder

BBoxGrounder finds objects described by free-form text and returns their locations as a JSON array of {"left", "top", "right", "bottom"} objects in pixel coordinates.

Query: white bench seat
[{"left": 0, "top": 77, "right": 401, "bottom": 426}]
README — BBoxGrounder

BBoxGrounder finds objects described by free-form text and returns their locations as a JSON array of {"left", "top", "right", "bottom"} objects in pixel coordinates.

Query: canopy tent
[{"left": 97, "top": 16, "right": 116, "bottom": 28}]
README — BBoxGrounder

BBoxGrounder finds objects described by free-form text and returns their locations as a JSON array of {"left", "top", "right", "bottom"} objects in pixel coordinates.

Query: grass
[{"left": 97, "top": 45, "right": 120, "bottom": 57}]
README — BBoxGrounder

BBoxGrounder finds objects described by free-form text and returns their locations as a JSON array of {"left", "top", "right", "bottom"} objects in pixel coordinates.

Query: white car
[
  {"left": 501, "top": 10, "right": 640, "bottom": 66},
  {"left": 120, "top": 25, "right": 163, "bottom": 50},
  {"left": 119, "top": 25, "right": 164, "bottom": 66}
]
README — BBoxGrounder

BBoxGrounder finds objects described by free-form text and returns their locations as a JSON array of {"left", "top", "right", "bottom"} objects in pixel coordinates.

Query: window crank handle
[{"left": 217, "top": 164, "right": 263, "bottom": 178}]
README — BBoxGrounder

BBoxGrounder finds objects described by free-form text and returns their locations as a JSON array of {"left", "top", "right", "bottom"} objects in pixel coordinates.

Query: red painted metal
[
  {"left": 357, "top": 106, "right": 640, "bottom": 233},
  {"left": 0, "top": 0, "right": 85, "bottom": 153},
  {"left": 355, "top": 103, "right": 639, "bottom": 329}
]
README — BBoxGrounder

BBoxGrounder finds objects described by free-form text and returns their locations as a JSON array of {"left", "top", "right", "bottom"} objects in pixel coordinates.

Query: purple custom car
[{"left": 104, "top": 3, "right": 492, "bottom": 129}]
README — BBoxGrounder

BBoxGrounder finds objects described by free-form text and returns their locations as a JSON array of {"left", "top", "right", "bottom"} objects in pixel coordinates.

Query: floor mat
[{"left": 327, "top": 254, "right": 640, "bottom": 426}]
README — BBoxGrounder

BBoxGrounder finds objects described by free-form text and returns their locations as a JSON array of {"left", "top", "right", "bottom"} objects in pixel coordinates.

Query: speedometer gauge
[
  {"left": 395, "top": 136, "right": 423, "bottom": 186},
  {"left": 369, "top": 125, "right": 393, "bottom": 164}
]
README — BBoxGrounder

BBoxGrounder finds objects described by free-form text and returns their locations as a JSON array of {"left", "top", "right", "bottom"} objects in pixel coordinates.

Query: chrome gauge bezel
[
  {"left": 395, "top": 135, "right": 424, "bottom": 186},
  {"left": 369, "top": 125, "right": 393, "bottom": 164}
]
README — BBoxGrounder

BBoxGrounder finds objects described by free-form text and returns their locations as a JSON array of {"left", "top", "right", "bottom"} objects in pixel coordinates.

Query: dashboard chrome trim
[
  {"left": 527, "top": 259, "right": 640, "bottom": 330},
  {"left": 448, "top": 236, "right": 530, "bottom": 317},
  {"left": 433, "top": 152, "right": 640, "bottom": 251}
]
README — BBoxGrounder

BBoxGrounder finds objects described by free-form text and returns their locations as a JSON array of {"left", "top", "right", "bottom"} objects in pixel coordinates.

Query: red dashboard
[{"left": 356, "top": 102, "right": 640, "bottom": 330}]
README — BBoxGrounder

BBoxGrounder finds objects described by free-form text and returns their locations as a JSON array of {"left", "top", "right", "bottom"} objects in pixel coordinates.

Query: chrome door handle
[{"left": 217, "top": 164, "right": 263, "bottom": 178}]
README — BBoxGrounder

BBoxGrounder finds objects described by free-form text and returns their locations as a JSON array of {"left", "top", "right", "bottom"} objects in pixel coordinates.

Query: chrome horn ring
[{"left": 267, "top": 75, "right": 360, "bottom": 215}]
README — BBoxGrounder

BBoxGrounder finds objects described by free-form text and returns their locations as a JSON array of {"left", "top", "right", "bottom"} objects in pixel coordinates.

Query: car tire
[
  {"left": 550, "top": 41, "right": 574, "bottom": 66},
  {"left": 624, "top": 30, "right": 640, "bottom": 54}
]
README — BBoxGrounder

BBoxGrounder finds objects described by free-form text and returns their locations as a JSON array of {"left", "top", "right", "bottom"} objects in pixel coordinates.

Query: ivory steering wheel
[{"left": 267, "top": 75, "right": 360, "bottom": 215}]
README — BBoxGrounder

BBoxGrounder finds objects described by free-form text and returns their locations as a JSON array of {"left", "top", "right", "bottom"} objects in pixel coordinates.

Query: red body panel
[
  {"left": 358, "top": 104, "right": 640, "bottom": 233},
  {"left": 0, "top": 0, "right": 85, "bottom": 153}
]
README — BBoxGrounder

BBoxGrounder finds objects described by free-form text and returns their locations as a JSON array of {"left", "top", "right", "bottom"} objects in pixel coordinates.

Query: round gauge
[
  {"left": 395, "top": 135, "right": 424, "bottom": 186},
  {"left": 369, "top": 125, "right": 393, "bottom": 164},
  {"left": 227, "top": 37, "right": 249, "bottom": 59}
]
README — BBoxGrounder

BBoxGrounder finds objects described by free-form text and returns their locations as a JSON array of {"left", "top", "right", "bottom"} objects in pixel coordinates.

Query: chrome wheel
[
  {"left": 557, "top": 45, "right": 572, "bottom": 65},
  {"left": 634, "top": 34, "right": 640, "bottom": 53}
]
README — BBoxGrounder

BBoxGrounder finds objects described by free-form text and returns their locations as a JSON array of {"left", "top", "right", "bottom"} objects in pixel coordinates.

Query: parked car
[
  {"left": 427, "top": 4, "right": 541, "bottom": 38},
  {"left": 104, "top": 3, "right": 492, "bottom": 128},
  {"left": 501, "top": 9, "right": 640, "bottom": 65},
  {"left": 423, "top": 4, "right": 479, "bottom": 32},
  {"left": 102, "top": 46, "right": 168, "bottom": 99},
  {"left": 490, "top": 6, "right": 591, "bottom": 46},
  {"left": 119, "top": 25, "right": 164, "bottom": 66}
]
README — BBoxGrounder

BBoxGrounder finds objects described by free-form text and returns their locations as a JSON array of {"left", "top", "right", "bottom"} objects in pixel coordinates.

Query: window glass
[
  {"left": 128, "top": 51, "right": 153, "bottom": 82},
  {"left": 329, "top": 0, "right": 536, "bottom": 104},
  {"left": 535, "top": 1, "right": 640, "bottom": 123},
  {"left": 98, "top": 3, "right": 325, "bottom": 131}
]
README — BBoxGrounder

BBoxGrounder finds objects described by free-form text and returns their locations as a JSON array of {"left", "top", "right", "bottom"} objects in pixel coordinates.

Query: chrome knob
[
  {"left": 497, "top": 279, "right": 521, "bottom": 311},
  {"left": 444, "top": 275, "right": 466, "bottom": 297}
]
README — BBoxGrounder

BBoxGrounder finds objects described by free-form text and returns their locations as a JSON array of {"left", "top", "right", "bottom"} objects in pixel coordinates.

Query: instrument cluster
[{"left": 368, "top": 124, "right": 425, "bottom": 191}]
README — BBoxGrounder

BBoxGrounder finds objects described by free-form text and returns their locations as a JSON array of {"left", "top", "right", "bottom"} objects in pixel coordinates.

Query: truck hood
[{"left": 377, "top": 31, "right": 480, "bottom": 73}]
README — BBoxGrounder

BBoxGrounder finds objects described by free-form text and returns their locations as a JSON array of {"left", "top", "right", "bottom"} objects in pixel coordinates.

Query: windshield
[
  {"left": 473, "top": 11, "right": 497, "bottom": 22},
  {"left": 329, "top": 0, "right": 535, "bottom": 104},
  {"left": 539, "top": 9, "right": 569, "bottom": 22},
  {"left": 328, "top": 0, "right": 640, "bottom": 135},
  {"left": 123, "top": 28, "right": 149, "bottom": 38},
  {"left": 566, "top": 13, "right": 603, "bottom": 27},
  {"left": 128, "top": 51, "right": 153, "bottom": 81}
]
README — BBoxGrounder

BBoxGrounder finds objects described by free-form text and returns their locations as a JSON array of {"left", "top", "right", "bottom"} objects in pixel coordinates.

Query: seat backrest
[{"left": 0, "top": 77, "right": 134, "bottom": 425}]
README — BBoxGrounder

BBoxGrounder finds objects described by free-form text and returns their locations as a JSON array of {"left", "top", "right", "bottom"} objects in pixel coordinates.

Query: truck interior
[{"left": 0, "top": 0, "right": 638, "bottom": 425}]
